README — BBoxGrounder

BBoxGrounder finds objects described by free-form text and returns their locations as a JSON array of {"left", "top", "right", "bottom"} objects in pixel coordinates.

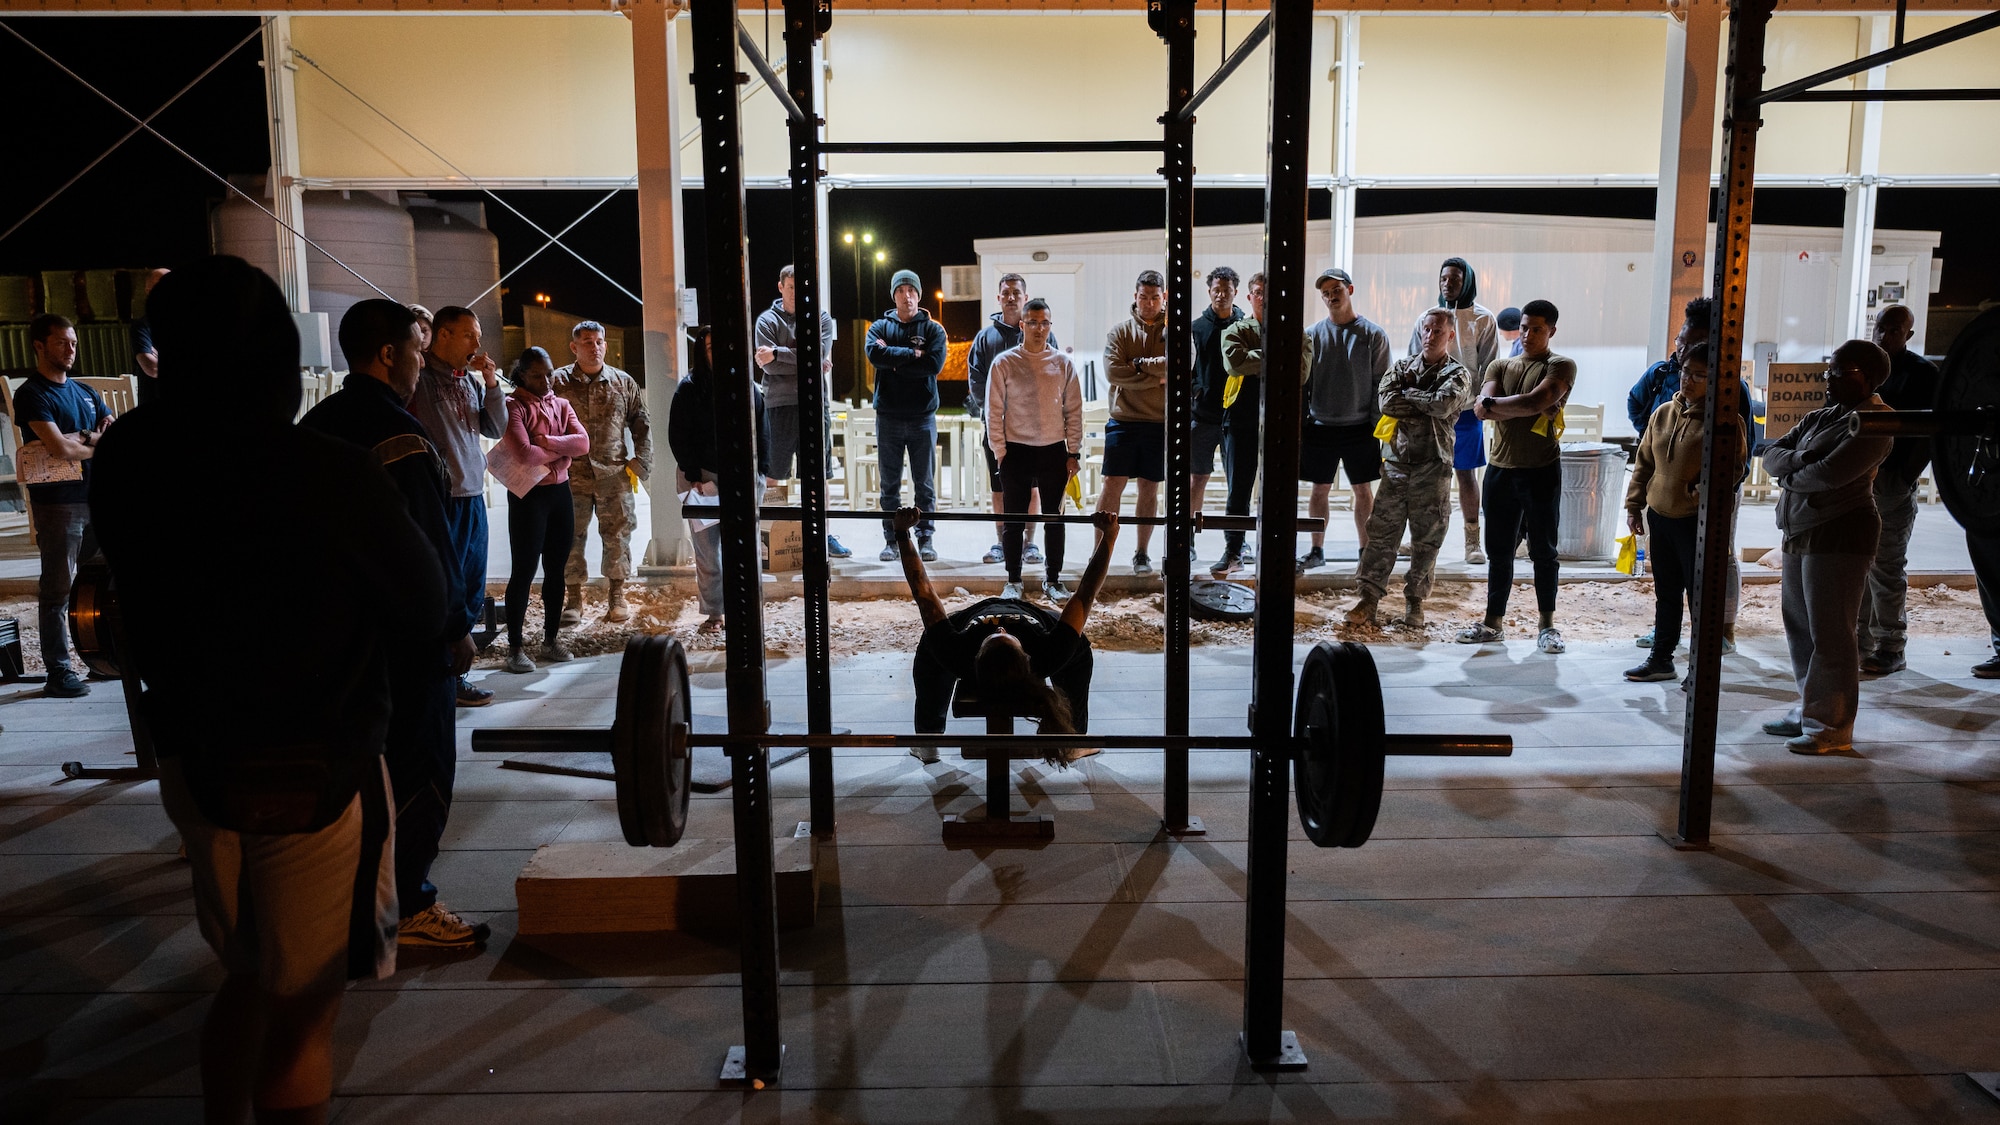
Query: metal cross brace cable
[
  {"left": 291, "top": 48, "right": 641, "bottom": 305},
  {"left": 0, "top": 21, "right": 395, "bottom": 302},
  {"left": 0, "top": 20, "right": 268, "bottom": 247},
  {"left": 469, "top": 177, "right": 634, "bottom": 307}
]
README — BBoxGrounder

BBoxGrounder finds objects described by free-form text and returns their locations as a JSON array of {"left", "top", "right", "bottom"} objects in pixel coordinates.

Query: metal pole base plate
[
  {"left": 1241, "top": 1030, "right": 1309, "bottom": 1072},
  {"left": 720, "top": 1044, "right": 784, "bottom": 1086},
  {"left": 1968, "top": 1073, "right": 2000, "bottom": 1104},
  {"left": 1658, "top": 830, "right": 1716, "bottom": 852},
  {"left": 942, "top": 812, "right": 1054, "bottom": 845},
  {"left": 60, "top": 762, "right": 154, "bottom": 782},
  {"left": 1162, "top": 815, "right": 1208, "bottom": 837}
]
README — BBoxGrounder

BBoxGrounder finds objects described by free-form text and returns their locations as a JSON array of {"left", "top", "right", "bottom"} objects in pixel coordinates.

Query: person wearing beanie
[
  {"left": 1496, "top": 305, "right": 1524, "bottom": 357},
  {"left": 1407, "top": 258, "right": 1499, "bottom": 567},
  {"left": 865, "top": 269, "right": 948, "bottom": 561}
]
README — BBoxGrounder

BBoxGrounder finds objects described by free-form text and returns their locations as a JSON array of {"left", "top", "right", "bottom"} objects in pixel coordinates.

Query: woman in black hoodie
[{"left": 668, "top": 325, "right": 768, "bottom": 632}]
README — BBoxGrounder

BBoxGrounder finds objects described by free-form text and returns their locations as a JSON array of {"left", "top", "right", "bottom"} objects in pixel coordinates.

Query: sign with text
[{"left": 1762, "top": 363, "right": 1826, "bottom": 442}]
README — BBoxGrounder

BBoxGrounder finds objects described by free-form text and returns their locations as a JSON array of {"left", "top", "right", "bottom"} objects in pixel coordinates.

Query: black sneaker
[
  {"left": 1296, "top": 547, "right": 1325, "bottom": 574},
  {"left": 44, "top": 666, "right": 89, "bottom": 699},
  {"left": 1623, "top": 659, "right": 1677, "bottom": 683},
  {"left": 1975, "top": 655, "right": 2000, "bottom": 679},
  {"left": 1209, "top": 552, "right": 1242, "bottom": 577},
  {"left": 1131, "top": 552, "right": 1154, "bottom": 577},
  {"left": 1860, "top": 650, "right": 1906, "bottom": 676},
  {"left": 456, "top": 677, "right": 494, "bottom": 708}
]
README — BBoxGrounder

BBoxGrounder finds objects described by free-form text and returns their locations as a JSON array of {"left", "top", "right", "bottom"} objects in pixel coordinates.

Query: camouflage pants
[
  {"left": 1354, "top": 458, "right": 1452, "bottom": 605},
  {"left": 566, "top": 471, "right": 637, "bottom": 583}
]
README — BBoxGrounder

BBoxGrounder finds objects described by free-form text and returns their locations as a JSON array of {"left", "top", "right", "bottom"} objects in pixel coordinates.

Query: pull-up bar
[{"left": 822, "top": 140, "right": 1167, "bottom": 155}]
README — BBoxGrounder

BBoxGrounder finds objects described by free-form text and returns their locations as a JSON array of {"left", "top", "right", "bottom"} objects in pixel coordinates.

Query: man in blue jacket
[
  {"left": 1189, "top": 267, "right": 1246, "bottom": 571},
  {"left": 867, "top": 269, "right": 948, "bottom": 561}
]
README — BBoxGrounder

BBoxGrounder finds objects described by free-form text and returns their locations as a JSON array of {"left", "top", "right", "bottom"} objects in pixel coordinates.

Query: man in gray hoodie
[{"left": 755, "top": 264, "right": 849, "bottom": 558}]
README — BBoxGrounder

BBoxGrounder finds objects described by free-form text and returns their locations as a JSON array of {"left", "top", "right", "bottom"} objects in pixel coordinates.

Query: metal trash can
[{"left": 1557, "top": 442, "right": 1629, "bottom": 561}]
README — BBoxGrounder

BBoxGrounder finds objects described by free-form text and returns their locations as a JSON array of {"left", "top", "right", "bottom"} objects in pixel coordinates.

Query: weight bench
[{"left": 940, "top": 679, "right": 1057, "bottom": 844}]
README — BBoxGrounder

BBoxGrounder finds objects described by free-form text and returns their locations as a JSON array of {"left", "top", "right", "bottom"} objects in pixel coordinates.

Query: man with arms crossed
[
  {"left": 1348, "top": 308, "right": 1469, "bottom": 629},
  {"left": 1100, "top": 270, "right": 1168, "bottom": 575},
  {"left": 1457, "top": 299, "right": 1576, "bottom": 653}
]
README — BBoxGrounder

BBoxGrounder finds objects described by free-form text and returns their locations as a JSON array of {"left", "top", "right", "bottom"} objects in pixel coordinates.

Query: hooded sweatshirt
[
  {"left": 753, "top": 298, "right": 839, "bottom": 409},
  {"left": 1190, "top": 304, "right": 1244, "bottom": 424},
  {"left": 1407, "top": 258, "right": 1498, "bottom": 390},
  {"left": 1625, "top": 391, "right": 1748, "bottom": 520},
  {"left": 865, "top": 307, "right": 948, "bottom": 417},
  {"left": 1105, "top": 304, "right": 1167, "bottom": 424},
  {"left": 95, "top": 262, "right": 446, "bottom": 858},
  {"left": 504, "top": 387, "right": 591, "bottom": 485},
  {"left": 1764, "top": 396, "right": 1893, "bottom": 541},
  {"left": 967, "top": 311, "right": 1058, "bottom": 420}
]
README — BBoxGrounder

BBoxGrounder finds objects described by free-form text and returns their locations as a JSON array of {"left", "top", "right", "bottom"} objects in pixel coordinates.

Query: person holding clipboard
[{"left": 15, "top": 313, "right": 113, "bottom": 699}]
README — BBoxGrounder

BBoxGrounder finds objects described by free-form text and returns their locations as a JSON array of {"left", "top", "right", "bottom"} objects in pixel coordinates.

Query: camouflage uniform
[
  {"left": 1354, "top": 352, "right": 1470, "bottom": 609},
  {"left": 552, "top": 362, "right": 652, "bottom": 582}
]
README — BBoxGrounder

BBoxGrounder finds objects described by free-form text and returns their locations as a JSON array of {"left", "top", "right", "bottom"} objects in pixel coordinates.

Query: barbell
[{"left": 472, "top": 635, "right": 1511, "bottom": 850}]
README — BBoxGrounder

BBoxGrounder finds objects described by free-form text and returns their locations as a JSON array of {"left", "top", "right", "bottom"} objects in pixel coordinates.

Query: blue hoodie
[{"left": 866, "top": 307, "right": 948, "bottom": 417}]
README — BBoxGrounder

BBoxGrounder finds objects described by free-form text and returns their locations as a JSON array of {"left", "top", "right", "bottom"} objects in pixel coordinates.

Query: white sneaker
[
  {"left": 1045, "top": 579, "right": 1073, "bottom": 604},
  {"left": 503, "top": 646, "right": 535, "bottom": 674},
  {"left": 1537, "top": 627, "right": 1566, "bottom": 655},
  {"left": 1001, "top": 581, "right": 1024, "bottom": 600}
]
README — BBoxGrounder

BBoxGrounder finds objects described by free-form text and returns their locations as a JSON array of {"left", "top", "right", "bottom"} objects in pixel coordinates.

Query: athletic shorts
[
  {"left": 159, "top": 756, "right": 399, "bottom": 991},
  {"left": 1299, "top": 420, "right": 1382, "bottom": 486},
  {"left": 1452, "top": 409, "right": 1486, "bottom": 471},
  {"left": 1191, "top": 419, "right": 1227, "bottom": 475},
  {"left": 1101, "top": 418, "right": 1165, "bottom": 482}
]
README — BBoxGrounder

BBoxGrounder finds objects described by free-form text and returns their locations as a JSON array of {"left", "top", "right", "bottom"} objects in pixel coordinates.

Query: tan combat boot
[
  {"left": 605, "top": 581, "right": 632, "bottom": 623},
  {"left": 559, "top": 585, "right": 583, "bottom": 628},
  {"left": 1464, "top": 523, "right": 1486, "bottom": 566}
]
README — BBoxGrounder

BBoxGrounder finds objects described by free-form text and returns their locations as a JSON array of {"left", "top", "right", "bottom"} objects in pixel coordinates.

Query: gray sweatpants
[
  {"left": 1780, "top": 548, "right": 1874, "bottom": 748},
  {"left": 1856, "top": 481, "right": 1919, "bottom": 655}
]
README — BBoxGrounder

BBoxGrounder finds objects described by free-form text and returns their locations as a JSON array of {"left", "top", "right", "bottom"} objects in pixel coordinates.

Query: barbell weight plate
[
  {"left": 67, "top": 560, "right": 121, "bottom": 680},
  {"left": 1293, "top": 640, "right": 1387, "bottom": 848},
  {"left": 613, "top": 634, "right": 693, "bottom": 848},
  {"left": 1190, "top": 580, "right": 1257, "bottom": 622},
  {"left": 1934, "top": 307, "right": 2000, "bottom": 529}
]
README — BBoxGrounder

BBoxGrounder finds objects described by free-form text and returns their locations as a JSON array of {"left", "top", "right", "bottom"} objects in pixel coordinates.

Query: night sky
[{"left": 4, "top": 15, "right": 1995, "bottom": 351}]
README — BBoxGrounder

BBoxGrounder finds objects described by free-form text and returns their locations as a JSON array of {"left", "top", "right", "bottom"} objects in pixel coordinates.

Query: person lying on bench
[{"left": 895, "top": 505, "right": 1120, "bottom": 768}]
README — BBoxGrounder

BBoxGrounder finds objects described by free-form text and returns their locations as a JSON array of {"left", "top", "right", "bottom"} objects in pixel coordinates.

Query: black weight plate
[
  {"left": 1293, "top": 641, "right": 1386, "bottom": 848},
  {"left": 1190, "top": 580, "right": 1257, "bottom": 621},
  {"left": 1935, "top": 308, "right": 2000, "bottom": 529},
  {"left": 616, "top": 634, "right": 694, "bottom": 848},
  {"left": 1326, "top": 642, "right": 1386, "bottom": 847},
  {"left": 610, "top": 635, "right": 654, "bottom": 846}
]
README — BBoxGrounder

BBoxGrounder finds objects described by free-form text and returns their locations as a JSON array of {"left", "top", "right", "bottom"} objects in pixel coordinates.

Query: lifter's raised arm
[
  {"left": 895, "top": 506, "right": 948, "bottom": 628},
  {"left": 1062, "top": 511, "right": 1121, "bottom": 635}
]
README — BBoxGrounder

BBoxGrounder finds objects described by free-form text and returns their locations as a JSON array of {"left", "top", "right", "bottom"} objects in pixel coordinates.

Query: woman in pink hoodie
[{"left": 500, "top": 347, "right": 590, "bottom": 672}]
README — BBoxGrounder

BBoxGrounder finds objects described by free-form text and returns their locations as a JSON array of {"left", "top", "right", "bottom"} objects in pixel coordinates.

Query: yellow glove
[
  {"left": 625, "top": 466, "right": 641, "bottom": 493},
  {"left": 1614, "top": 533, "right": 1638, "bottom": 576},
  {"left": 1531, "top": 411, "right": 1567, "bottom": 440},
  {"left": 1222, "top": 373, "right": 1244, "bottom": 409},
  {"left": 1064, "top": 472, "right": 1084, "bottom": 511},
  {"left": 1372, "top": 415, "right": 1398, "bottom": 442}
]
